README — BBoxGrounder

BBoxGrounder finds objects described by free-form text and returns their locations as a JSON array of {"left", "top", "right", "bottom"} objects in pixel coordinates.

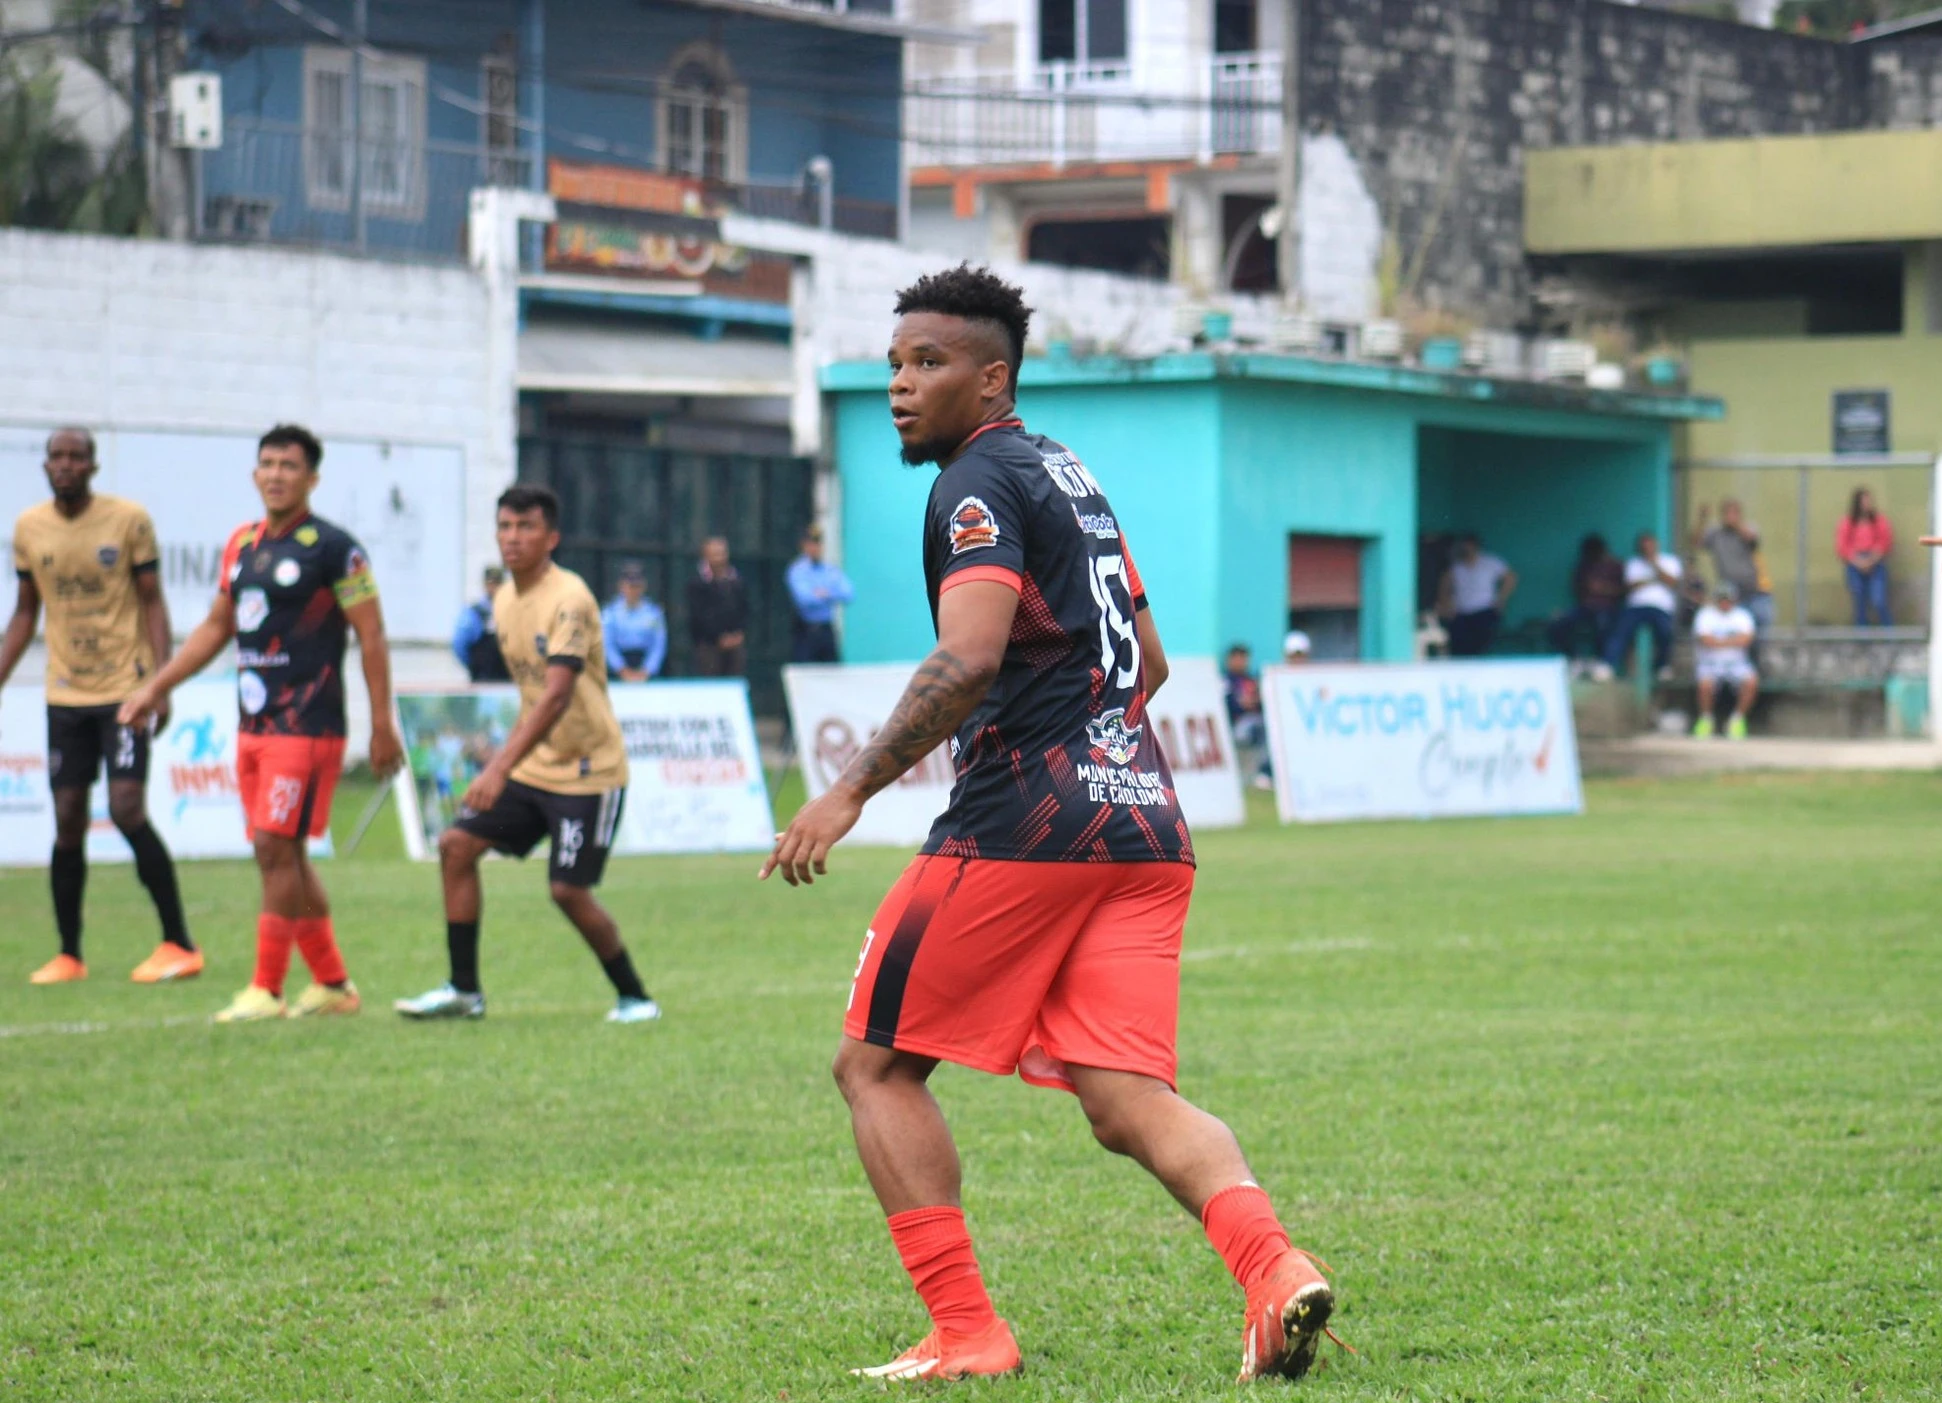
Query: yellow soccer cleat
[
  {"left": 30, "top": 954, "right": 88, "bottom": 985},
  {"left": 289, "top": 981, "right": 361, "bottom": 1018},
  {"left": 130, "top": 943, "right": 204, "bottom": 984},
  {"left": 212, "top": 985, "right": 286, "bottom": 1023}
]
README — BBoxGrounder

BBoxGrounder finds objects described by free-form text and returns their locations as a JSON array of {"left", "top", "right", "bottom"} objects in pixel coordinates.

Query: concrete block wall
[
  {"left": 0, "top": 229, "right": 510, "bottom": 755},
  {"left": 0, "top": 229, "right": 506, "bottom": 596}
]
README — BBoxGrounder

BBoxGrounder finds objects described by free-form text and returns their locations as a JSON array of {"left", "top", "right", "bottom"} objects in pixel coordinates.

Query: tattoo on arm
[{"left": 835, "top": 647, "right": 992, "bottom": 801}]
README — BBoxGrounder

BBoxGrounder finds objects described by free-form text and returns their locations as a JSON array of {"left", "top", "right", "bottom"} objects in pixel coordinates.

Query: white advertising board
[
  {"left": 392, "top": 681, "right": 774, "bottom": 861},
  {"left": 1261, "top": 658, "right": 1583, "bottom": 824},
  {"left": 0, "top": 679, "right": 328, "bottom": 865},
  {"left": 1, "top": 424, "right": 464, "bottom": 641},
  {"left": 783, "top": 656, "right": 1245, "bottom": 848}
]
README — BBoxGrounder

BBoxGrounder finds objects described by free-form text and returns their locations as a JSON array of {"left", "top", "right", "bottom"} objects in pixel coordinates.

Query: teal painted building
[{"left": 823, "top": 354, "right": 1723, "bottom": 667}]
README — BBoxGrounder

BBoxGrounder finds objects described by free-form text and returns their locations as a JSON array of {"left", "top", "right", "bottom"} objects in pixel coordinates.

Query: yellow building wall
[{"left": 1527, "top": 129, "right": 1942, "bottom": 254}]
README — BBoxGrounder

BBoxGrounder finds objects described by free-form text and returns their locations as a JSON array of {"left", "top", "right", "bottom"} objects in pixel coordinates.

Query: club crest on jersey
[
  {"left": 949, "top": 496, "right": 1000, "bottom": 555},
  {"left": 96, "top": 544, "right": 119, "bottom": 567},
  {"left": 236, "top": 588, "right": 269, "bottom": 633},
  {"left": 1086, "top": 708, "right": 1142, "bottom": 766}
]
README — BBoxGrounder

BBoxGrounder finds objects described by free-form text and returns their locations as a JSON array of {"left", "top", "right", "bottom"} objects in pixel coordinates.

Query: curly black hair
[{"left": 893, "top": 264, "right": 1033, "bottom": 386}]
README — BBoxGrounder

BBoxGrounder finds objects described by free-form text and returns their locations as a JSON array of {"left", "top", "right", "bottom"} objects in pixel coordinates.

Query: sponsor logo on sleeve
[{"left": 949, "top": 496, "right": 1000, "bottom": 555}]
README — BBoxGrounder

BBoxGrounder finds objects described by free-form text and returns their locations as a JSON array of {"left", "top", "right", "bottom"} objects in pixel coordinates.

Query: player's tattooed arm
[
  {"left": 836, "top": 647, "right": 993, "bottom": 801},
  {"left": 833, "top": 578, "right": 1019, "bottom": 801}
]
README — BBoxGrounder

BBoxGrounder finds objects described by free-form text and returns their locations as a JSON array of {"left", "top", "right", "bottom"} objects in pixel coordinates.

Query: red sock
[
  {"left": 1201, "top": 1183, "right": 1292, "bottom": 1290},
  {"left": 254, "top": 913, "right": 296, "bottom": 996},
  {"left": 887, "top": 1206, "right": 1000, "bottom": 1339},
  {"left": 293, "top": 916, "right": 348, "bottom": 987}
]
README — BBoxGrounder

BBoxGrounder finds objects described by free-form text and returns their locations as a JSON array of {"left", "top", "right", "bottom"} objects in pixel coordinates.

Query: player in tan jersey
[
  {"left": 395, "top": 485, "right": 658, "bottom": 1025},
  {"left": 0, "top": 427, "right": 200, "bottom": 985}
]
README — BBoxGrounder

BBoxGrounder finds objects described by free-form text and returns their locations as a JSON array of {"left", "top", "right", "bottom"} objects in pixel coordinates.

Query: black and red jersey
[
  {"left": 920, "top": 421, "right": 1192, "bottom": 866},
  {"left": 218, "top": 513, "right": 378, "bottom": 737}
]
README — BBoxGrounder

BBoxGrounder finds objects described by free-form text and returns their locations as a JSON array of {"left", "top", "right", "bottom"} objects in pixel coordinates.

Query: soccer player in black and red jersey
[
  {"left": 122, "top": 425, "right": 404, "bottom": 1022},
  {"left": 762, "top": 266, "right": 1340, "bottom": 1383}
]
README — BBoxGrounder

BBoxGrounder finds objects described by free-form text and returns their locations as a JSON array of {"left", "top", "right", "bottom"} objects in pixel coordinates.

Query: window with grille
[
  {"left": 303, "top": 46, "right": 427, "bottom": 220},
  {"left": 657, "top": 45, "right": 745, "bottom": 182}
]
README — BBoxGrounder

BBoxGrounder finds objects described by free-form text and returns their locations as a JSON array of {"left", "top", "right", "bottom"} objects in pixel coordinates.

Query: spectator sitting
[
  {"left": 602, "top": 560, "right": 667, "bottom": 682},
  {"left": 1692, "top": 579, "right": 1758, "bottom": 740},
  {"left": 1603, "top": 531, "right": 1682, "bottom": 679},
  {"left": 1836, "top": 487, "right": 1894, "bottom": 626},
  {"left": 1547, "top": 532, "right": 1624, "bottom": 669},
  {"left": 1692, "top": 497, "right": 1774, "bottom": 639},
  {"left": 686, "top": 537, "right": 749, "bottom": 677},
  {"left": 1222, "top": 643, "right": 1264, "bottom": 747},
  {"left": 1437, "top": 533, "right": 1517, "bottom": 657},
  {"left": 451, "top": 565, "right": 510, "bottom": 682},
  {"left": 785, "top": 525, "right": 854, "bottom": 664}
]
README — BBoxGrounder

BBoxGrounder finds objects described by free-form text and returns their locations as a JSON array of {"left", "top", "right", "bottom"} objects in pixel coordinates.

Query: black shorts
[
  {"left": 453, "top": 780, "right": 625, "bottom": 888},
  {"left": 48, "top": 704, "right": 149, "bottom": 790}
]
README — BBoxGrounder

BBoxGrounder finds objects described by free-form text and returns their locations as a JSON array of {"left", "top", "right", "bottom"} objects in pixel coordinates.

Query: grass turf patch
[{"left": 1, "top": 771, "right": 1938, "bottom": 1400}]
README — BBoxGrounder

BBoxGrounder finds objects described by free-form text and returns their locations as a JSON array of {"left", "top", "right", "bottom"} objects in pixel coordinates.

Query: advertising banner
[
  {"left": 1, "top": 424, "right": 465, "bottom": 641},
  {"left": 1261, "top": 659, "right": 1583, "bottom": 824},
  {"left": 392, "top": 681, "right": 773, "bottom": 861},
  {"left": 783, "top": 656, "right": 1245, "bottom": 848},
  {"left": 1, "top": 679, "right": 326, "bottom": 865}
]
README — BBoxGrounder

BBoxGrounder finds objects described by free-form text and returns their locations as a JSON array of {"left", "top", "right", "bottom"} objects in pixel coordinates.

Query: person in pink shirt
[{"left": 1836, "top": 488, "right": 1894, "bottom": 626}]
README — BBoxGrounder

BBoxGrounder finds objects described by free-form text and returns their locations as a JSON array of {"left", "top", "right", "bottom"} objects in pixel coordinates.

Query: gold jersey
[
  {"left": 12, "top": 495, "right": 161, "bottom": 706},
  {"left": 494, "top": 564, "right": 629, "bottom": 795}
]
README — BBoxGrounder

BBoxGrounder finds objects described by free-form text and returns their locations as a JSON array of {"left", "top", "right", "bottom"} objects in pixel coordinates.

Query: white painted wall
[
  {"left": 724, "top": 214, "right": 1276, "bottom": 456},
  {"left": 0, "top": 228, "right": 512, "bottom": 758}
]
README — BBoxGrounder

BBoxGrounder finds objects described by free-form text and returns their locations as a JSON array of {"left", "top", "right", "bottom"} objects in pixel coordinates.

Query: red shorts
[
  {"left": 236, "top": 734, "right": 345, "bottom": 841},
  {"left": 844, "top": 856, "right": 1195, "bottom": 1093}
]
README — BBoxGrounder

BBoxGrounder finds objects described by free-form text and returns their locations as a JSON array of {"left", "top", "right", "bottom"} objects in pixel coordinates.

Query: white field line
[{"left": 1180, "top": 936, "right": 1377, "bottom": 963}]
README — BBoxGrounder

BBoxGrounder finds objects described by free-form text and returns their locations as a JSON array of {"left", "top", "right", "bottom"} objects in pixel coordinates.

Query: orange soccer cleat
[
  {"left": 29, "top": 954, "right": 87, "bottom": 985},
  {"left": 1239, "top": 1247, "right": 1341, "bottom": 1382},
  {"left": 851, "top": 1318, "right": 1023, "bottom": 1382},
  {"left": 130, "top": 943, "right": 204, "bottom": 984}
]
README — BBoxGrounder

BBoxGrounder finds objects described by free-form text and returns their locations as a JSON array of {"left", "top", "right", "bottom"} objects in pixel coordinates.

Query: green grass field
[{"left": 2, "top": 772, "right": 1938, "bottom": 1402}]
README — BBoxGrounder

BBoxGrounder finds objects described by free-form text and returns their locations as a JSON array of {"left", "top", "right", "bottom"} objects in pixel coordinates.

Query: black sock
[
  {"left": 447, "top": 921, "right": 481, "bottom": 994},
  {"left": 600, "top": 950, "right": 648, "bottom": 1002},
  {"left": 50, "top": 846, "right": 86, "bottom": 959},
  {"left": 123, "top": 824, "right": 193, "bottom": 951}
]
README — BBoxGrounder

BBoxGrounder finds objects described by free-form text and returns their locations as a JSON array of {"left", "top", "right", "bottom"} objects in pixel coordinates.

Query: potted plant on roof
[
  {"left": 1400, "top": 298, "right": 1475, "bottom": 372},
  {"left": 1634, "top": 338, "right": 1686, "bottom": 389}
]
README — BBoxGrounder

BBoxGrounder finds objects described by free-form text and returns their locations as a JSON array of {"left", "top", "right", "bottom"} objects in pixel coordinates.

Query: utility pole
[
  {"left": 147, "top": 0, "right": 192, "bottom": 238},
  {"left": 1274, "top": 0, "right": 1301, "bottom": 304},
  {"left": 351, "top": 0, "right": 367, "bottom": 252}
]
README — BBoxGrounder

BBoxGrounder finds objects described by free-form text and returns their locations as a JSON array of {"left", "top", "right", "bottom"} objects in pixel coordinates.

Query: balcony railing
[
  {"left": 198, "top": 117, "right": 896, "bottom": 263},
  {"left": 907, "top": 52, "right": 1281, "bottom": 168}
]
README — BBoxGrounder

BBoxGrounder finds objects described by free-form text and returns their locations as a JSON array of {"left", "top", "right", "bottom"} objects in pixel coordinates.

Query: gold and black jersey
[
  {"left": 494, "top": 565, "right": 629, "bottom": 796},
  {"left": 12, "top": 495, "right": 161, "bottom": 707}
]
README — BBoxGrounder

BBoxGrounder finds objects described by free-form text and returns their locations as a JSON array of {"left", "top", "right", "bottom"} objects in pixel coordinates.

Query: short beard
[{"left": 899, "top": 434, "right": 958, "bottom": 468}]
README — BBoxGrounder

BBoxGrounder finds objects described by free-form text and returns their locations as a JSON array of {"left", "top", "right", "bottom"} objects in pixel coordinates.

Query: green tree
[
  {"left": 0, "top": 7, "right": 149, "bottom": 235},
  {"left": 1776, "top": 0, "right": 1941, "bottom": 36}
]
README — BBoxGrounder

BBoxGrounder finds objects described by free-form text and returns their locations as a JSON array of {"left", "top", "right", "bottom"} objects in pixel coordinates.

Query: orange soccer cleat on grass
[
  {"left": 1239, "top": 1247, "right": 1343, "bottom": 1382},
  {"left": 851, "top": 1318, "right": 1023, "bottom": 1382},
  {"left": 29, "top": 954, "right": 87, "bottom": 984},
  {"left": 129, "top": 943, "right": 204, "bottom": 984}
]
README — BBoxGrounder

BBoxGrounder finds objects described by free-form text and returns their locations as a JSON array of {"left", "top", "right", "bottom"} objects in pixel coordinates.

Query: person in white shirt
[
  {"left": 1692, "top": 579, "right": 1758, "bottom": 739},
  {"left": 1436, "top": 533, "right": 1517, "bottom": 657},
  {"left": 1603, "top": 530, "right": 1683, "bottom": 678}
]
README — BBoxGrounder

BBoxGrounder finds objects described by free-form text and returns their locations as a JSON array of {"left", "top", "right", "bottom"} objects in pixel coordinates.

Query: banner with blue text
[{"left": 1261, "top": 660, "right": 1582, "bottom": 823}]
